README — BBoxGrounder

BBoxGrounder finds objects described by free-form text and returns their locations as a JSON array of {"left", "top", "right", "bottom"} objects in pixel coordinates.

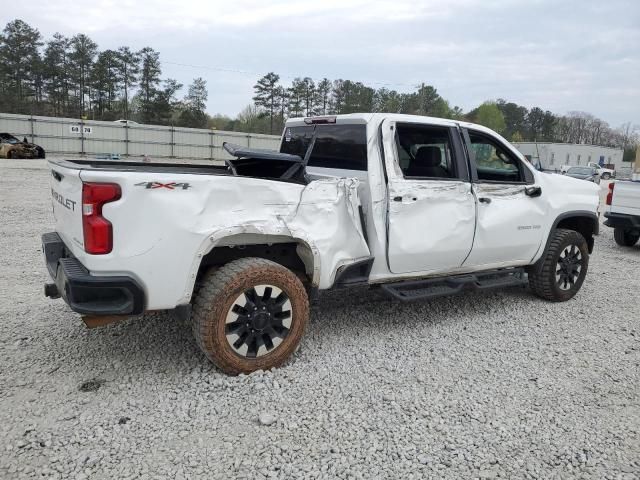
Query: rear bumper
[
  {"left": 604, "top": 212, "right": 640, "bottom": 231},
  {"left": 42, "top": 232, "right": 145, "bottom": 315}
]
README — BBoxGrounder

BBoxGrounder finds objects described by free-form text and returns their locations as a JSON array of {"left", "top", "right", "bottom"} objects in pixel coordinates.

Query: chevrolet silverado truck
[
  {"left": 42, "top": 114, "right": 600, "bottom": 374},
  {"left": 604, "top": 179, "right": 640, "bottom": 246}
]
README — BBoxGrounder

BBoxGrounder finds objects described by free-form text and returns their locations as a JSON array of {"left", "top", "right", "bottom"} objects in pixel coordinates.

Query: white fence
[{"left": 0, "top": 113, "right": 281, "bottom": 160}]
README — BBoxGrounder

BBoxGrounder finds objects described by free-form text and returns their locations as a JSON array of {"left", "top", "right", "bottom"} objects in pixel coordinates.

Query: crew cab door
[
  {"left": 383, "top": 120, "right": 476, "bottom": 274},
  {"left": 461, "top": 128, "right": 546, "bottom": 268}
]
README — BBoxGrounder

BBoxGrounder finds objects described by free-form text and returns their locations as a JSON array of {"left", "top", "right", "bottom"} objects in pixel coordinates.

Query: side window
[
  {"left": 468, "top": 132, "right": 524, "bottom": 183},
  {"left": 395, "top": 124, "right": 458, "bottom": 179}
]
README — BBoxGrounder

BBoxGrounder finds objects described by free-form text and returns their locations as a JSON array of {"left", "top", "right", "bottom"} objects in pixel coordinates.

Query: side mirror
[{"left": 525, "top": 186, "right": 542, "bottom": 197}]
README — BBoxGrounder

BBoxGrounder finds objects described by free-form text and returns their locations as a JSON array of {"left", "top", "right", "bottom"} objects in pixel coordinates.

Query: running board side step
[{"left": 380, "top": 268, "right": 527, "bottom": 301}]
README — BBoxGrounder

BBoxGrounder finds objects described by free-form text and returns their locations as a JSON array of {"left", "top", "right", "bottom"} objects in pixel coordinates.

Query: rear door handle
[
  {"left": 478, "top": 197, "right": 492, "bottom": 204},
  {"left": 393, "top": 196, "right": 417, "bottom": 202}
]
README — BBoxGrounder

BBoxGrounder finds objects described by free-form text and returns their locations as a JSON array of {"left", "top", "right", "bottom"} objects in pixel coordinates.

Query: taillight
[
  {"left": 82, "top": 182, "right": 121, "bottom": 254},
  {"left": 606, "top": 182, "right": 614, "bottom": 206}
]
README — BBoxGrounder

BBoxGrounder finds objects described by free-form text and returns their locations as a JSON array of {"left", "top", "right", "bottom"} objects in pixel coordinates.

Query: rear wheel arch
[{"left": 190, "top": 233, "right": 319, "bottom": 294}]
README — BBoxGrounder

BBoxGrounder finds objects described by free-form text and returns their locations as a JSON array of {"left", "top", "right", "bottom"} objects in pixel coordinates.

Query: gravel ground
[{"left": 1, "top": 159, "right": 639, "bottom": 479}]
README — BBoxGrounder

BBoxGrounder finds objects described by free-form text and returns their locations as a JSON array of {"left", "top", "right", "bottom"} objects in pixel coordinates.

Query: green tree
[
  {"left": 137, "top": 47, "right": 162, "bottom": 123},
  {"left": 178, "top": 77, "right": 208, "bottom": 128},
  {"left": 252, "top": 72, "right": 281, "bottom": 134},
  {"left": 116, "top": 46, "right": 140, "bottom": 120},
  {"left": 276, "top": 86, "right": 288, "bottom": 130},
  {"left": 315, "top": 78, "right": 331, "bottom": 115},
  {"left": 90, "top": 49, "right": 120, "bottom": 118},
  {"left": 0, "top": 19, "right": 42, "bottom": 111},
  {"left": 474, "top": 102, "right": 506, "bottom": 134},
  {"left": 329, "top": 79, "right": 346, "bottom": 114},
  {"left": 287, "top": 78, "right": 306, "bottom": 117},
  {"left": 496, "top": 99, "right": 528, "bottom": 139},
  {"left": 374, "top": 88, "right": 402, "bottom": 113},
  {"left": 154, "top": 78, "right": 182, "bottom": 125},
  {"left": 43, "top": 33, "right": 71, "bottom": 116},
  {"left": 69, "top": 34, "right": 98, "bottom": 117},
  {"left": 301, "top": 77, "right": 316, "bottom": 116}
]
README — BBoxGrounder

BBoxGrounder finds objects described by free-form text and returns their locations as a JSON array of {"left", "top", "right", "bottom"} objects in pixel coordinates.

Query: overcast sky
[{"left": 6, "top": 0, "right": 639, "bottom": 126}]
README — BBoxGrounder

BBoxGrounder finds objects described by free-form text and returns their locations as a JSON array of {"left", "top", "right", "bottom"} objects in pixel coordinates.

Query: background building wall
[
  {"left": 513, "top": 142, "right": 626, "bottom": 173},
  {"left": 0, "top": 113, "right": 282, "bottom": 160}
]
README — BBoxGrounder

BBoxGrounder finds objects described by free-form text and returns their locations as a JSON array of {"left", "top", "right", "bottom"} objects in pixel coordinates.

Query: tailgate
[
  {"left": 49, "top": 162, "right": 85, "bottom": 253},
  {"left": 611, "top": 181, "right": 640, "bottom": 216}
]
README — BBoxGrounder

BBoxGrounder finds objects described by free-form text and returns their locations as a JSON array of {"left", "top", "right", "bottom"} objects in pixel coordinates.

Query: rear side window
[{"left": 280, "top": 124, "right": 368, "bottom": 171}]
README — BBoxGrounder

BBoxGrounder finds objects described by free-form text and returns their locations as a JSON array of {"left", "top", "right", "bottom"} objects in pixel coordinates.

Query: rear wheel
[
  {"left": 614, "top": 227, "right": 639, "bottom": 247},
  {"left": 192, "top": 257, "right": 309, "bottom": 374},
  {"left": 529, "top": 229, "right": 589, "bottom": 302},
  {"left": 601, "top": 173, "right": 611, "bottom": 180}
]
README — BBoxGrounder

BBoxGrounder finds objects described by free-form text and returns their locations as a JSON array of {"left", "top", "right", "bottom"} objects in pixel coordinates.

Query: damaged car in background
[
  {"left": 0, "top": 133, "right": 45, "bottom": 159},
  {"left": 41, "top": 113, "right": 599, "bottom": 374}
]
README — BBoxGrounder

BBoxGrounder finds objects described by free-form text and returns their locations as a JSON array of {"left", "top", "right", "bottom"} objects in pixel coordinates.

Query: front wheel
[
  {"left": 614, "top": 227, "right": 639, "bottom": 247},
  {"left": 529, "top": 229, "right": 589, "bottom": 302},
  {"left": 601, "top": 173, "right": 611, "bottom": 180},
  {"left": 191, "top": 257, "right": 309, "bottom": 374}
]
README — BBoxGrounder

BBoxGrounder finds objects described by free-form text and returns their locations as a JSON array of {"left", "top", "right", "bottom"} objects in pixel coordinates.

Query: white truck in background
[
  {"left": 43, "top": 113, "right": 600, "bottom": 374},
  {"left": 587, "top": 162, "right": 616, "bottom": 180},
  {"left": 604, "top": 180, "right": 640, "bottom": 246}
]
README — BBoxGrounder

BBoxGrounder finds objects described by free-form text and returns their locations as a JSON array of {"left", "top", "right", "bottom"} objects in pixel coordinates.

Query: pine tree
[
  {"left": 287, "top": 78, "right": 306, "bottom": 117},
  {"left": 43, "top": 33, "right": 71, "bottom": 116},
  {"left": 0, "top": 19, "right": 43, "bottom": 112},
  {"left": 252, "top": 72, "right": 281, "bottom": 134},
  {"left": 301, "top": 77, "right": 315, "bottom": 116},
  {"left": 178, "top": 77, "right": 208, "bottom": 128},
  {"left": 315, "top": 78, "right": 331, "bottom": 115},
  {"left": 69, "top": 34, "right": 98, "bottom": 117},
  {"left": 116, "top": 46, "right": 140, "bottom": 120},
  {"left": 90, "top": 49, "right": 120, "bottom": 119},
  {"left": 137, "top": 47, "right": 162, "bottom": 123}
]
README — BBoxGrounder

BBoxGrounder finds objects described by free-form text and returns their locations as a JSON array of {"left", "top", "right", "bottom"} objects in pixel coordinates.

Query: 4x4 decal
[{"left": 135, "top": 181, "right": 191, "bottom": 190}]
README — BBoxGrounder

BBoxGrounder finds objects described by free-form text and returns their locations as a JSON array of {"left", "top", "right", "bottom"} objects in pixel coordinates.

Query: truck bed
[
  {"left": 52, "top": 154, "right": 307, "bottom": 183},
  {"left": 50, "top": 159, "right": 230, "bottom": 176}
]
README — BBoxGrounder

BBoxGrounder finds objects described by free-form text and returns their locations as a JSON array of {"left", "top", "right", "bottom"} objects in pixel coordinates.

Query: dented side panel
[
  {"left": 387, "top": 179, "right": 476, "bottom": 274},
  {"left": 70, "top": 167, "right": 369, "bottom": 310}
]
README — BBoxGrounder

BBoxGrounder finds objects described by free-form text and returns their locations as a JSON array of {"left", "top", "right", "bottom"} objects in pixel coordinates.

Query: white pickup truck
[
  {"left": 587, "top": 162, "right": 616, "bottom": 180},
  {"left": 604, "top": 179, "right": 640, "bottom": 246},
  {"left": 43, "top": 113, "right": 600, "bottom": 374}
]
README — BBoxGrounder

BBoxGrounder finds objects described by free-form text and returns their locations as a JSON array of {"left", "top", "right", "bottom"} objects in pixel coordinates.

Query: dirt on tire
[{"left": 191, "top": 257, "right": 309, "bottom": 375}]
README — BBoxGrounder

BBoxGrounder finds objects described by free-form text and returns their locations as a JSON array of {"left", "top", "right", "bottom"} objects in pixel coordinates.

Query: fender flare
[
  {"left": 181, "top": 225, "right": 323, "bottom": 303},
  {"left": 531, "top": 210, "right": 599, "bottom": 268}
]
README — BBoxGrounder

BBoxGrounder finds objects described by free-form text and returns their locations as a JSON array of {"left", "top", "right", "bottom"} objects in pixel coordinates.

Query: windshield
[
  {"left": 568, "top": 167, "right": 592, "bottom": 175},
  {"left": 0, "top": 134, "right": 19, "bottom": 144}
]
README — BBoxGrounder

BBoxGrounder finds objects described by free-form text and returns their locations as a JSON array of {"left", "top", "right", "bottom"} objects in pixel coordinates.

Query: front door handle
[{"left": 478, "top": 197, "right": 492, "bottom": 204}]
